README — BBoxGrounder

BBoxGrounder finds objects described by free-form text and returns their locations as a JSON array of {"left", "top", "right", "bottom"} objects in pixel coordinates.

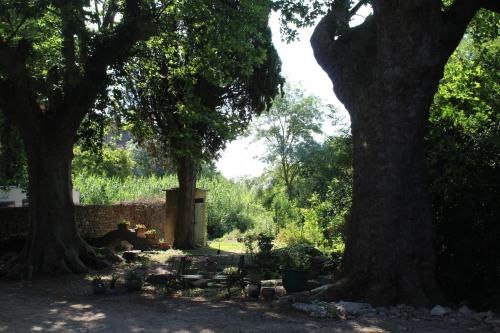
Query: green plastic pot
[{"left": 281, "top": 268, "right": 308, "bottom": 292}]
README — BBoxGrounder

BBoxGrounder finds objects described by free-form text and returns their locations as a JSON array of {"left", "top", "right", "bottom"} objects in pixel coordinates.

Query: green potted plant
[
  {"left": 222, "top": 266, "right": 239, "bottom": 276},
  {"left": 145, "top": 229, "right": 158, "bottom": 244},
  {"left": 256, "top": 233, "right": 274, "bottom": 255},
  {"left": 182, "top": 256, "right": 197, "bottom": 274},
  {"left": 91, "top": 276, "right": 107, "bottom": 295},
  {"left": 158, "top": 238, "right": 170, "bottom": 251},
  {"left": 279, "top": 246, "right": 311, "bottom": 293},
  {"left": 134, "top": 224, "right": 147, "bottom": 238},
  {"left": 124, "top": 270, "right": 143, "bottom": 292}
]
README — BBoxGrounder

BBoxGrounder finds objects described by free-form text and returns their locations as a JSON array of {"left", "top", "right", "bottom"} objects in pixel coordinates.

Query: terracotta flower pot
[
  {"left": 260, "top": 287, "right": 276, "bottom": 301},
  {"left": 135, "top": 228, "right": 146, "bottom": 238}
]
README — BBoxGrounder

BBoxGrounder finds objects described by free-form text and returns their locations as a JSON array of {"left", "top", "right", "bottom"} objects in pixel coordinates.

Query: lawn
[{"left": 207, "top": 239, "right": 245, "bottom": 253}]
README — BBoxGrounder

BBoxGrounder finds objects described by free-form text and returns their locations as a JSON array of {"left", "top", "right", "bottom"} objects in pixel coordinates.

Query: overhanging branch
[
  {"left": 62, "top": 1, "right": 158, "bottom": 134},
  {"left": 441, "top": 0, "right": 497, "bottom": 55},
  {"left": 480, "top": 0, "right": 500, "bottom": 14}
]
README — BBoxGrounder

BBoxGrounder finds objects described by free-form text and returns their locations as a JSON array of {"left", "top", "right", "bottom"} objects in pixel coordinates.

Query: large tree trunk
[
  {"left": 306, "top": 1, "right": 481, "bottom": 306},
  {"left": 174, "top": 157, "right": 196, "bottom": 249},
  {"left": 3, "top": 129, "right": 109, "bottom": 278}
]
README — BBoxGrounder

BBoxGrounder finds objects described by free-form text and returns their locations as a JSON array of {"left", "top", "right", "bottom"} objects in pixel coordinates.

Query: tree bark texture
[
  {"left": 309, "top": 0, "right": 494, "bottom": 305},
  {"left": 1, "top": 124, "right": 109, "bottom": 278},
  {"left": 0, "top": 1, "right": 158, "bottom": 277},
  {"left": 174, "top": 157, "right": 196, "bottom": 249}
]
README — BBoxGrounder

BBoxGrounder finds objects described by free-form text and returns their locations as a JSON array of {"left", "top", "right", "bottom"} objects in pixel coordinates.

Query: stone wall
[{"left": 0, "top": 202, "right": 166, "bottom": 241}]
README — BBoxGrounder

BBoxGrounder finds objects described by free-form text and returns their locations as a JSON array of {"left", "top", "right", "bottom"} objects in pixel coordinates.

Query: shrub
[
  {"left": 198, "top": 175, "right": 273, "bottom": 239},
  {"left": 276, "top": 245, "right": 312, "bottom": 270}
]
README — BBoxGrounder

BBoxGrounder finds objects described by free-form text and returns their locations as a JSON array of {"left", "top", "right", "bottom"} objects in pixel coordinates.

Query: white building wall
[{"left": 0, "top": 187, "right": 80, "bottom": 207}]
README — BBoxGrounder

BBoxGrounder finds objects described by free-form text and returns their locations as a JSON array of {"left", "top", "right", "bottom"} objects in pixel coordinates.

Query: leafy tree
[
  {"left": 0, "top": 0, "right": 165, "bottom": 276},
  {"left": 428, "top": 10, "right": 499, "bottom": 308},
  {"left": 295, "top": 133, "right": 352, "bottom": 202},
  {"left": 120, "top": 0, "right": 283, "bottom": 248},
  {"left": 289, "top": 0, "right": 500, "bottom": 305},
  {"left": 73, "top": 143, "right": 135, "bottom": 179},
  {"left": 253, "top": 84, "right": 326, "bottom": 198}
]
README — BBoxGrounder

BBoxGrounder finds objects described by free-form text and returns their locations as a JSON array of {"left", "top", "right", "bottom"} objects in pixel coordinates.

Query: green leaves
[
  {"left": 252, "top": 83, "right": 326, "bottom": 197},
  {"left": 121, "top": 0, "right": 282, "bottom": 169}
]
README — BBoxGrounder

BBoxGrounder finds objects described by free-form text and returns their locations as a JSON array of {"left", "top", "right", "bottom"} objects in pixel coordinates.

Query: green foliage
[
  {"left": 0, "top": 113, "right": 27, "bottom": 188},
  {"left": 276, "top": 244, "right": 311, "bottom": 270},
  {"left": 117, "top": 219, "right": 131, "bottom": 229},
  {"left": 295, "top": 135, "right": 353, "bottom": 205},
  {"left": 73, "top": 171, "right": 272, "bottom": 240},
  {"left": 253, "top": 83, "right": 327, "bottom": 198},
  {"left": 197, "top": 175, "right": 273, "bottom": 239},
  {"left": 120, "top": 0, "right": 283, "bottom": 171},
  {"left": 73, "top": 144, "right": 135, "bottom": 179},
  {"left": 428, "top": 11, "right": 500, "bottom": 308},
  {"left": 275, "top": 222, "right": 310, "bottom": 247},
  {"left": 73, "top": 174, "right": 177, "bottom": 205}
]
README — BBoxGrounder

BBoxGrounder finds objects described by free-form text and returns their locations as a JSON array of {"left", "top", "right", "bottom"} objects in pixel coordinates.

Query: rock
[
  {"left": 476, "top": 311, "right": 491, "bottom": 320},
  {"left": 334, "top": 301, "right": 373, "bottom": 316},
  {"left": 261, "top": 279, "right": 281, "bottom": 287},
  {"left": 275, "top": 286, "right": 286, "bottom": 296},
  {"left": 292, "top": 302, "right": 328, "bottom": 318},
  {"left": 277, "top": 295, "right": 296, "bottom": 307},
  {"left": 376, "top": 307, "right": 387, "bottom": 317},
  {"left": 430, "top": 305, "right": 449, "bottom": 316},
  {"left": 485, "top": 318, "right": 500, "bottom": 327},
  {"left": 310, "top": 283, "right": 334, "bottom": 294},
  {"left": 458, "top": 305, "right": 474, "bottom": 317}
]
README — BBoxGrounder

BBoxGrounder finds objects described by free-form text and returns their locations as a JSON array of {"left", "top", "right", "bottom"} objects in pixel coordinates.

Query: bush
[
  {"left": 198, "top": 175, "right": 273, "bottom": 239},
  {"left": 73, "top": 174, "right": 177, "bottom": 204},
  {"left": 74, "top": 173, "right": 273, "bottom": 240}
]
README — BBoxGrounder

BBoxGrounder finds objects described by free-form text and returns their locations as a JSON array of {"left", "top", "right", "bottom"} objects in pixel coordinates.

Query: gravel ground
[{"left": 0, "top": 274, "right": 497, "bottom": 333}]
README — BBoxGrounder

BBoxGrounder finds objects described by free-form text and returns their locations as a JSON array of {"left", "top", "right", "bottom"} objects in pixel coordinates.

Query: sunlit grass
[{"left": 208, "top": 239, "right": 245, "bottom": 254}]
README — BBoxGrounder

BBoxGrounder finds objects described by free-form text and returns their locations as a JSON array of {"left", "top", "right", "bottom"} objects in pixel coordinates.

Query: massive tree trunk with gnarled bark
[
  {"left": 0, "top": 1, "right": 158, "bottom": 277},
  {"left": 309, "top": 0, "right": 499, "bottom": 305}
]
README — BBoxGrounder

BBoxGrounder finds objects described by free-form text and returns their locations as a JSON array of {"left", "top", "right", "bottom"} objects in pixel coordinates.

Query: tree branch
[
  {"left": 102, "top": 0, "right": 117, "bottom": 30},
  {"left": 310, "top": 11, "right": 376, "bottom": 110},
  {"left": 349, "top": 0, "right": 370, "bottom": 16},
  {"left": 441, "top": 0, "right": 497, "bottom": 56},
  {"left": 62, "top": 0, "right": 158, "bottom": 135},
  {"left": 0, "top": 39, "right": 41, "bottom": 127},
  {"left": 480, "top": 0, "right": 500, "bottom": 14}
]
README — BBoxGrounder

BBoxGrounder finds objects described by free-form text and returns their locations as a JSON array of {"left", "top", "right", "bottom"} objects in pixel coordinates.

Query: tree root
[
  {"left": 297, "top": 272, "right": 443, "bottom": 307},
  {"left": 0, "top": 241, "right": 121, "bottom": 280}
]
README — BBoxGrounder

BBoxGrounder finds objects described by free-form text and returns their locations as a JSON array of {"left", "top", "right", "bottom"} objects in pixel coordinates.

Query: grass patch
[{"left": 208, "top": 239, "right": 245, "bottom": 254}]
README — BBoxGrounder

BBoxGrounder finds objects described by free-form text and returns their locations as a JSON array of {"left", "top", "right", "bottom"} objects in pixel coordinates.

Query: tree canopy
[
  {"left": 252, "top": 83, "right": 327, "bottom": 198},
  {"left": 120, "top": 0, "right": 282, "bottom": 168}
]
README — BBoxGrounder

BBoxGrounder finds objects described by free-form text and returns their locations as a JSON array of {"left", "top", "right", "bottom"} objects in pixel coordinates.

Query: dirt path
[{"left": 0, "top": 275, "right": 495, "bottom": 333}]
